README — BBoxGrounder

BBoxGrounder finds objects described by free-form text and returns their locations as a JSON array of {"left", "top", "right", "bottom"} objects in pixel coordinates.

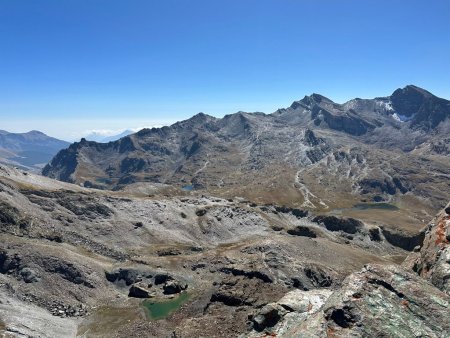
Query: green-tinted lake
[
  {"left": 352, "top": 203, "right": 399, "bottom": 211},
  {"left": 142, "top": 292, "right": 190, "bottom": 320}
]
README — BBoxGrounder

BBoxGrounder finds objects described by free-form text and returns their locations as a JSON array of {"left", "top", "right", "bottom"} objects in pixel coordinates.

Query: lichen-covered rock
[
  {"left": 404, "top": 202, "right": 450, "bottom": 294},
  {"left": 245, "top": 264, "right": 450, "bottom": 337},
  {"left": 314, "top": 264, "right": 450, "bottom": 337}
]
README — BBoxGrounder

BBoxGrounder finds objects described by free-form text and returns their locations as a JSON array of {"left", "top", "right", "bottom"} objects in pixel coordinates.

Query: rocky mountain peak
[
  {"left": 390, "top": 85, "right": 434, "bottom": 118},
  {"left": 172, "top": 112, "right": 218, "bottom": 130},
  {"left": 389, "top": 85, "right": 450, "bottom": 130},
  {"left": 189, "top": 112, "right": 214, "bottom": 121},
  {"left": 292, "top": 93, "right": 334, "bottom": 109}
]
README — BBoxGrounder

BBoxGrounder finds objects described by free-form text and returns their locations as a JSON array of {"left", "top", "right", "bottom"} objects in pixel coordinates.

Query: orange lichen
[{"left": 434, "top": 215, "right": 449, "bottom": 246}]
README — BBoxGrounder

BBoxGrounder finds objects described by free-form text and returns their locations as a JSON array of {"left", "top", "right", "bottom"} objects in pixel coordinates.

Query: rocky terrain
[
  {"left": 246, "top": 202, "right": 450, "bottom": 337},
  {"left": 1, "top": 85, "right": 449, "bottom": 337},
  {"left": 0, "top": 130, "right": 69, "bottom": 171},
  {"left": 43, "top": 86, "right": 449, "bottom": 217},
  {"left": 0, "top": 164, "right": 449, "bottom": 337}
]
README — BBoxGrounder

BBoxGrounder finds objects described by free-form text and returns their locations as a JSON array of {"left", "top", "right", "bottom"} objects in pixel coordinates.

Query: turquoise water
[
  {"left": 142, "top": 293, "right": 190, "bottom": 320},
  {"left": 182, "top": 185, "right": 194, "bottom": 191}
]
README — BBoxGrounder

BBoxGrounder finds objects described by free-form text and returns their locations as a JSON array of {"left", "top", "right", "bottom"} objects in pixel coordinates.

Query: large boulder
[
  {"left": 128, "top": 283, "right": 153, "bottom": 298},
  {"left": 105, "top": 267, "right": 153, "bottom": 286},
  {"left": 163, "top": 280, "right": 188, "bottom": 295}
]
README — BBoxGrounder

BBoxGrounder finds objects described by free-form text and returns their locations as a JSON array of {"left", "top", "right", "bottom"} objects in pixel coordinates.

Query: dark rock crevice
[
  {"left": 287, "top": 226, "right": 317, "bottom": 238},
  {"left": 219, "top": 267, "right": 273, "bottom": 283},
  {"left": 313, "top": 216, "right": 363, "bottom": 234},
  {"left": 381, "top": 227, "right": 425, "bottom": 251},
  {"left": 367, "top": 278, "right": 405, "bottom": 298},
  {"left": 326, "top": 305, "right": 360, "bottom": 328}
]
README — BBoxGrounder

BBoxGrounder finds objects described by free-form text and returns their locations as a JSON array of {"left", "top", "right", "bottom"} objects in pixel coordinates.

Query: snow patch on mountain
[
  {"left": 392, "top": 113, "right": 413, "bottom": 122},
  {"left": 376, "top": 100, "right": 394, "bottom": 112}
]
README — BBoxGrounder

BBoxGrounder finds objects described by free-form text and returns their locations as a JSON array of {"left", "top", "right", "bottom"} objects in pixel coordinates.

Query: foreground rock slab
[{"left": 245, "top": 264, "right": 450, "bottom": 337}]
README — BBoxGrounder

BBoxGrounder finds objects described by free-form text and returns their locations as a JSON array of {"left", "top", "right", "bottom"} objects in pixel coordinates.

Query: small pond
[
  {"left": 182, "top": 185, "right": 194, "bottom": 191},
  {"left": 142, "top": 292, "right": 190, "bottom": 320}
]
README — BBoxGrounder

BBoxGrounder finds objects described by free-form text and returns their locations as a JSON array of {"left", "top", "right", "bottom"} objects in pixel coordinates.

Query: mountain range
[
  {"left": 0, "top": 130, "right": 69, "bottom": 171},
  {"left": 43, "top": 85, "right": 450, "bottom": 222}
]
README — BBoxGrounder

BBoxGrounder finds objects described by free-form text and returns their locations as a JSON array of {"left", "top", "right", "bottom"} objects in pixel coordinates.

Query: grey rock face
[
  {"left": 313, "top": 216, "right": 363, "bottom": 234},
  {"left": 128, "top": 284, "right": 153, "bottom": 298},
  {"left": 105, "top": 268, "right": 148, "bottom": 286},
  {"left": 391, "top": 85, "right": 450, "bottom": 129},
  {"left": 380, "top": 226, "right": 425, "bottom": 251}
]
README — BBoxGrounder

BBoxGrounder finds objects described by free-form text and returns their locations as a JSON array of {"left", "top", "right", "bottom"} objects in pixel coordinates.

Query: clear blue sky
[{"left": 1, "top": 0, "right": 449, "bottom": 140}]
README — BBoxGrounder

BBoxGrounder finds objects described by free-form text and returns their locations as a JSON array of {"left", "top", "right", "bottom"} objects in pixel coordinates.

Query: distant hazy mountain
[
  {"left": 43, "top": 85, "right": 450, "bottom": 211},
  {"left": 84, "top": 130, "right": 134, "bottom": 143},
  {"left": 0, "top": 130, "right": 69, "bottom": 171}
]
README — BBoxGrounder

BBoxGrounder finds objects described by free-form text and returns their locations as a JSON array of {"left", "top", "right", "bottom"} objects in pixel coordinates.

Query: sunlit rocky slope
[
  {"left": 0, "top": 166, "right": 449, "bottom": 337},
  {"left": 43, "top": 85, "right": 449, "bottom": 219}
]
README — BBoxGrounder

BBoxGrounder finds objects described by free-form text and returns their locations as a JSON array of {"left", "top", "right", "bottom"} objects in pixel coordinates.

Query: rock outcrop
[
  {"left": 404, "top": 202, "right": 450, "bottom": 294},
  {"left": 128, "top": 283, "right": 153, "bottom": 298},
  {"left": 246, "top": 264, "right": 450, "bottom": 337},
  {"left": 245, "top": 203, "right": 450, "bottom": 337}
]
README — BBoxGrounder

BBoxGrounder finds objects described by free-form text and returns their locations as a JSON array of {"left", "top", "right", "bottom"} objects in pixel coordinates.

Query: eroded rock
[
  {"left": 287, "top": 226, "right": 318, "bottom": 238},
  {"left": 163, "top": 280, "right": 187, "bottom": 295},
  {"left": 313, "top": 216, "right": 363, "bottom": 234},
  {"left": 128, "top": 283, "right": 153, "bottom": 298},
  {"left": 381, "top": 226, "right": 425, "bottom": 251}
]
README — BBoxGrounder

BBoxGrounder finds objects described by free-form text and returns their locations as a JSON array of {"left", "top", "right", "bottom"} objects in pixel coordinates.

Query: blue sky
[{"left": 1, "top": 0, "right": 449, "bottom": 140}]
